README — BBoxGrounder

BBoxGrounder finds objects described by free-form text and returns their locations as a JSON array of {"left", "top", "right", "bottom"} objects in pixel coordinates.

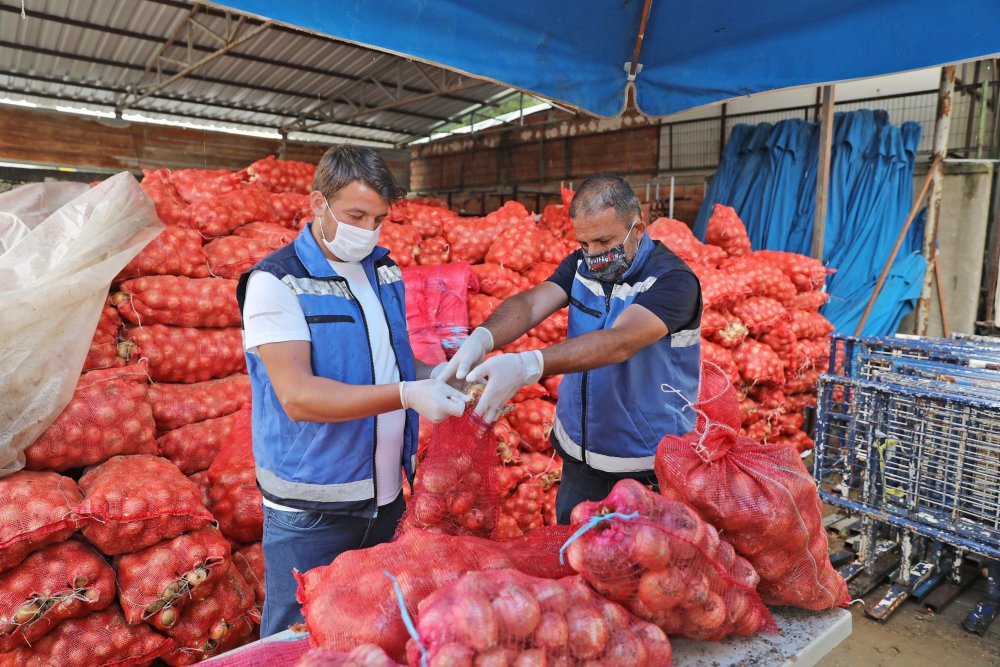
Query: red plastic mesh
[
  {"left": 565, "top": 479, "right": 775, "bottom": 641},
  {"left": 121, "top": 324, "right": 246, "bottom": 383},
  {"left": 0, "top": 471, "right": 87, "bottom": 574},
  {"left": 169, "top": 169, "right": 244, "bottom": 204},
  {"left": 656, "top": 364, "right": 850, "bottom": 610},
  {"left": 470, "top": 263, "right": 529, "bottom": 299},
  {"left": 233, "top": 543, "right": 264, "bottom": 611},
  {"left": 206, "top": 408, "right": 263, "bottom": 544},
  {"left": 0, "top": 539, "right": 116, "bottom": 652},
  {"left": 485, "top": 218, "right": 547, "bottom": 273},
  {"left": 157, "top": 410, "right": 243, "bottom": 475},
  {"left": 205, "top": 236, "right": 273, "bottom": 280},
  {"left": 83, "top": 303, "right": 125, "bottom": 372},
  {"left": 161, "top": 565, "right": 259, "bottom": 666},
  {"left": 190, "top": 636, "right": 311, "bottom": 667},
  {"left": 719, "top": 256, "right": 797, "bottom": 303},
  {"left": 246, "top": 156, "right": 315, "bottom": 195},
  {"left": 116, "top": 226, "right": 210, "bottom": 281},
  {"left": 114, "top": 276, "right": 241, "bottom": 328},
  {"left": 139, "top": 169, "right": 193, "bottom": 228},
  {"left": 0, "top": 605, "right": 174, "bottom": 667},
  {"left": 401, "top": 263, "right": 477, "bottom": 365},
  {"left": 76, "top": 454, "right": 215, "bottom": 555},
  {"left": 149, "top": 374, "right": 251, "bottom": 432},
  {"left": 186, "top": 189, "right": 270, "bottom": 238},
  {"left": 705, "top": 204, "right": 752, "bottom": 257},
  {"left": 407, "top": 571, "right": 673, "bottom": 667},
  {"left": 442, "top": 216, "right": 505, "bottom": 264},
  {"left": 647, "top": 216, "right": 726, "bottom": 267},
  {"left": 297, "top": 644, "right": 401, "bottom": 667},
  {"left": 24, "top": 366, "right": 156, "bottom": 472},
  {"left": 296, "top": 526, "right": 574, "bottom": 663},
  {"left": 115, "top": 526, "right": 232, "bottom": 630},
  {"left": 232, "top": 221, "right": 300, "bottom": 249},
  {"left": 397, "top": 410, "right": 500, "bottom": 539}
]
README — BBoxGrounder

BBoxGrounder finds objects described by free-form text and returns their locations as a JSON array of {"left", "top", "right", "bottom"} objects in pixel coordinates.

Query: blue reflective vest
[
  {"left": 552, "top": 235, "right": 702, "bottom": 474},
  {"left": 235, "top": 224, "right": 418, "bottom": 517}
]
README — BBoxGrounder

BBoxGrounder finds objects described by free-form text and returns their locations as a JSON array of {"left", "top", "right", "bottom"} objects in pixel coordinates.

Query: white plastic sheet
[{"left": 0, "top": 173, "right": 163, "bottom": 476}]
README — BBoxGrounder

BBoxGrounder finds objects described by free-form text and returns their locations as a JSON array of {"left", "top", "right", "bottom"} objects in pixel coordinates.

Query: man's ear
[
  {"left": 309, "top": 191, "right": 327, "bottom": 219},
  {"left": 633, "top": 219, "right": 648, "bottom": 238}
]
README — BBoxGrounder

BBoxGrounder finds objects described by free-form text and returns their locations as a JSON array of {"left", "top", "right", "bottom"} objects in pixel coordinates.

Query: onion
[
  {"left": 158, "top": 607, "right": 177, "bottom": 628},
  {"left": 566, "top": 606, "right": 609, "bottom": 660},
  {"left": 454, "top": 593, "right": 499, "bottom": 652},
  {"left": 511, "top": 649, "right": 547, "bottom": 667},
  {"left": 630, "top": 524, "right": 672, "bottom": 570},
  {"left": 429, "top": 642, "right": 474, "bottom": 667},
  {"left": 421, "top": 467, "right": 457, "bottom": 495},
  {"left": 491, "top": 584, "right": 541, "bottom": 641},
  {"left": 603, "top": 631, "right": 649, "bottom": 667}
]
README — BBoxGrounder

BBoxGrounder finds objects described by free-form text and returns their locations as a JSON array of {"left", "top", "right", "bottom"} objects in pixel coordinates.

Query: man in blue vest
[
  {"left": 442, "top": 173, "right": 702, "bottom": 524},
  {"left": 237, "top": 145, "right": 469, "bottom": 637}
]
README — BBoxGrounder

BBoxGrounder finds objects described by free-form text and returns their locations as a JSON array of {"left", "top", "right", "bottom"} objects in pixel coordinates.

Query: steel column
[{"left": 813, "top": 85, "right": 836, "bottom": 261}]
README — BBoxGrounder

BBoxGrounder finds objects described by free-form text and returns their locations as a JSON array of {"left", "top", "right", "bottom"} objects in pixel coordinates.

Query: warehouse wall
[{"left": 0, "top": 106, "right": 409, "bottom": 187}]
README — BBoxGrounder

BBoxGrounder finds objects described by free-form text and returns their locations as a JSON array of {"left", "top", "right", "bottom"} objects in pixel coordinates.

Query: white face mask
[{"left": 318, "top": 198, "right": 381, "bottom": 262}]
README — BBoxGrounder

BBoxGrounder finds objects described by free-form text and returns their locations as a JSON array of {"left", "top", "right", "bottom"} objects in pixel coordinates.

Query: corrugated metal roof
[{"left": 0, "top": 0, "right": 515, "bottom": 146}]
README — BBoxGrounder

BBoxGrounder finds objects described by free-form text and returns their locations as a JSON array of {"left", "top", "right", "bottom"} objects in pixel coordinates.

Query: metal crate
[
  {"left": 830, "top": 334, "right": 1000, "bottom": 380},
  {"left": 814, "top": 374, "right": 1000, "bottom": 560}
]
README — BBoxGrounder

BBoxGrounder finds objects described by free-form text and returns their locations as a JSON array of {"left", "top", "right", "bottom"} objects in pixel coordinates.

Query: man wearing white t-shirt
[{"left": 237, "top": 145, "right": 468, "bottom": 637}]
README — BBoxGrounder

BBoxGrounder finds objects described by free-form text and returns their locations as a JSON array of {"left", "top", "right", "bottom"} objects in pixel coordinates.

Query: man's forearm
[
  {"left": 280, "top": 376, "right": 402, "bottom": 422},
  {"left": 482, "top": 292, "right": 546, "bottom": 349},
  {"left": 540, "top": 329, "right": 641, "bottom": 376}
]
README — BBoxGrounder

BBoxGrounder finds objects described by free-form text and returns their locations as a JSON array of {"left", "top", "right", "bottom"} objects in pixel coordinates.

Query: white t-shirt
[{"left": 242, "top": 260, "right": 405, "bottom": 508}]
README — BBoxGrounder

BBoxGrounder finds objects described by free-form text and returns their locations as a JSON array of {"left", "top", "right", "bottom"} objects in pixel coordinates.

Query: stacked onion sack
[
  {"left": 646, "top": 204, "right": 835, "bottom": 452},
  {"left": 1, "top": 157, "right": 315, "bottom": 664},
  {"left": 384, "top": 186, "right": 577, "bottom": 540}
]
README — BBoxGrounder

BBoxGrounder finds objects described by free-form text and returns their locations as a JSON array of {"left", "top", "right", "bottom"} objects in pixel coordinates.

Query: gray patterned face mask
[{"left": 582, "top": 220, "right": 637, "bottom": 281}]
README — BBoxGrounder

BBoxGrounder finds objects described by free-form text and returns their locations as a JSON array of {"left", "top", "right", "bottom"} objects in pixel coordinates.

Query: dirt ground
[{"left": 819, "top": 579, "right": 1000, "bottom": 667}]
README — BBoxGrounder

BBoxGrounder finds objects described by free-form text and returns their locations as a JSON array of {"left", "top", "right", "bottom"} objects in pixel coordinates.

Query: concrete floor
[{"left": 819, "top": 579, "right": 1000, "bottom": 667}]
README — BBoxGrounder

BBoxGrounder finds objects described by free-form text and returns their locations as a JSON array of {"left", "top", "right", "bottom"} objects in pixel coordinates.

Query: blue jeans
[
  {"left": 260, "top": 493, "right": 405, "bottom": 638},
  {"left": 555, "top": 456, "right": 658, "bottom": 525}
]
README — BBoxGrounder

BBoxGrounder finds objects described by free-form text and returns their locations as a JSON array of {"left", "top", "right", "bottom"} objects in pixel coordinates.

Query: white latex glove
[
  {"left": 466, "top": 350, "right": 544, "bottom": 423},
  {"left": 437, "top": 327, "right": 494, "bottom": 384},
  {"left": 429, "top": 361, "right": 463, "bottom": 390},
  {"left": 399, "top": 379, "right": 470, "bottom": 422}
]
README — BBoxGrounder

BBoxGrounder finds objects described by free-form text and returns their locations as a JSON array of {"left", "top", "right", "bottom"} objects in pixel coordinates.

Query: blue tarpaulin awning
[{"left": 208, "top": 0, "right": 1000, "bottom": 119}]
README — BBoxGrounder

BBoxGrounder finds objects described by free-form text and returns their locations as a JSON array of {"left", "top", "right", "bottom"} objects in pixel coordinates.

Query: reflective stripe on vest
[{"left": 553, "top": 417, "right": 657, "bottom": 474}]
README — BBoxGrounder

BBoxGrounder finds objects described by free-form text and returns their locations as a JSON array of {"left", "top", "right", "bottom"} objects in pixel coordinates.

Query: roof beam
[
  {"left": 0, "top": 40, "right": 431, "bottom": 132},
  {"left": 116, "top": 5, "right": 272, "bottom": 114},
  {"left": 0, "top": 84, "right": 398, "bottom": 147},
  {"left": 0, "top": 69, "right": 410, "bottom": 141}
]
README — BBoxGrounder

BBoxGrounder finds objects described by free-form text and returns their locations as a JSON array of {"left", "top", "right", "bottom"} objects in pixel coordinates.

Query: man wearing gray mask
[
  {"left": 237, "top": 145, "right": 468, "bottom": 636},
  {"left": 440, "top": 173, "right": 702, "bottom": 524}
]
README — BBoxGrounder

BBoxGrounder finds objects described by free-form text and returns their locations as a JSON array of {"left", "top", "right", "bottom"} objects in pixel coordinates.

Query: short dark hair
[
  {"left": 569, "top": 173, "right": 640, "bottom": 225},
  {"left": 312, "top": 144, "right": 406, "bottom": 202}
]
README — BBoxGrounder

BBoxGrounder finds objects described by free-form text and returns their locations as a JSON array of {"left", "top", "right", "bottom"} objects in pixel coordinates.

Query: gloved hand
[
  {"left": 437, "top": 327, "right": 494, "bottom": 385},
  {"left": 430, "top": 361, "right": 463, "bottom": 390},
  {"left": 466, "top": 350, "right": 544, "bottom": 423},
  {"left": 399, "top": 379, "right": 470, "bottom": 422}
]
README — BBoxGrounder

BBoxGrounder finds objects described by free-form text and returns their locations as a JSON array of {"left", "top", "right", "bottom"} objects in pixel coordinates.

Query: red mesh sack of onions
[
  {"left": 564, "top": 478, "right": 774, "bottom": 641},
  {"left": 380, "top": 223, "right": 422, "bottom": 268},
  {"left": 76, "top": 455, "right": 215, "bottom": 555},
  {"left": 732, "top": 339, "right": 786, "bottom": 385},
  {"left": 687, "top": 263, "right": 750, "bottom": 310},
  {"left": 187, "top": 188, "right": 270, "bottom": 238},
  {"left": 233, "top": 543, "right": 264, "bottom": 609},
  {"left": 120, "top": 324, "right": 245, "bottom": 383},
  {"left": 149, "top": 374, "right": 251, "bottom": 431},
  {"left": 169, "top": 169, "right": 244, "bottom": 204},
  {"left": 506, "top": 398, "right": 555, "bottom": 454},
  {"left": 24, "top": 366, "right": 156, "bottom": 472},
  {"left": 0, "top": 472, "right": 87, "bottom": 574},
  {"left": 140, "top": 169, "right": 192, "bottom": 228},
  {"left": 529, "top": 308, "right": 568, "bottom": 345},
  {"left": 655, "top": 364, "right": 849, "bottom": 610},
  {"left": 700, "top": 340, "right": 740, "bottom": 387},
  {"left": 754, "top": 250, "right": 834, "bottom": 292},
  {"left": 246, "top": 156, "right": 315, "bottom": 195},
  {"left": 0, "top": 540, "right": 116, "bottom": 652},
  {"left": 232, "top": 221, "right": 299, "bottom": 249},
  {"left": 156, "top": 410, "right": 242, "bottom": 475},
  {"left": 705, "top": 204, "right": 752, "bottom": 257},
  {"left": 759, "top": 319, "right": 798, "bottom": 357},
  {"left": 408, "top": 205, "right": 455, "bottom": 238},
  {"left": 206, "top": 408, "right": 264, "bottom": 544},
  {"left": 161, "top": 565, "right": 259, "bottom": 667},
  {"left": 788, "top": 290, "right": 830, "bottom": 312},
  {"left": 789, "top": 309, "right": 835, "bottom": 340},
  {"left": 263, "top": 192, "right": 311, "bottom": 229},
  {"left": 205, "top": 236, "right": 273, "bottom": 280},
  {"left": 413, "top": 237, "right": 450, "bottom": 265},
  {"left": 729, "top": 296, "right": 788, "bottom": 335},
  {"left": 116, "top": 227, "right": 210, "bottom": 281},
  {"left": 296, "top": 526, "right": 574, "bottom": 662},
  {"left": 472, "top": 263, "right": 531, "bottom": 299},
  {"left": 647, "top": 217, "right": 727, "bottom": 266},
  {"left": 405, "top": 570, "right": 673, "bottom": 667},
  {"left": 297, "top": 645, "right": 401, "bottom": 667},
  {"left": 485, "top": 218, "right": 547, "bottom": 273},
  {"left": 397, "top": 408, "right": 500, "bottom": 539},
  {"left": 442, "top": 216, "right": 505, "bottom": 264},
  {"left": 116, "top": 526, "right": 231, "bottom": 632},
  {"left": 719, "top": 255, "right": 797, "bottom": 303},
  {"left": 701, "top": 308, "right": 748, "bottom": 349},
  {"left": 0, "top": 605, "right": 174, "bottom": 667},
  {"left": 521, "top": 261, "right": 559, "bottom": 287},
  {"left": 114, "top": 276, "right": 241, "bottom": 328},
  {"left": 467, "top": 293, "right": 500, "bottom": 329},
  {"left": 83, "top": 303, "right": 124, "bottom": 372}
]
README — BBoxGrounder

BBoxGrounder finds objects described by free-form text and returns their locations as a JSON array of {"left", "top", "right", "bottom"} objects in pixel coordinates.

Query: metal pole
[
  {"left": 916, "top": 66, "right": 956, "bottom": 335},
  {"left": 977, "top": 80, "right": 990, "bottom": 159},
  {"left": 669, "top": 176, "right": 675, "bottom": 219},
  {"left": 812, "top": 85, "right": 836, "bottom": 260}
]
